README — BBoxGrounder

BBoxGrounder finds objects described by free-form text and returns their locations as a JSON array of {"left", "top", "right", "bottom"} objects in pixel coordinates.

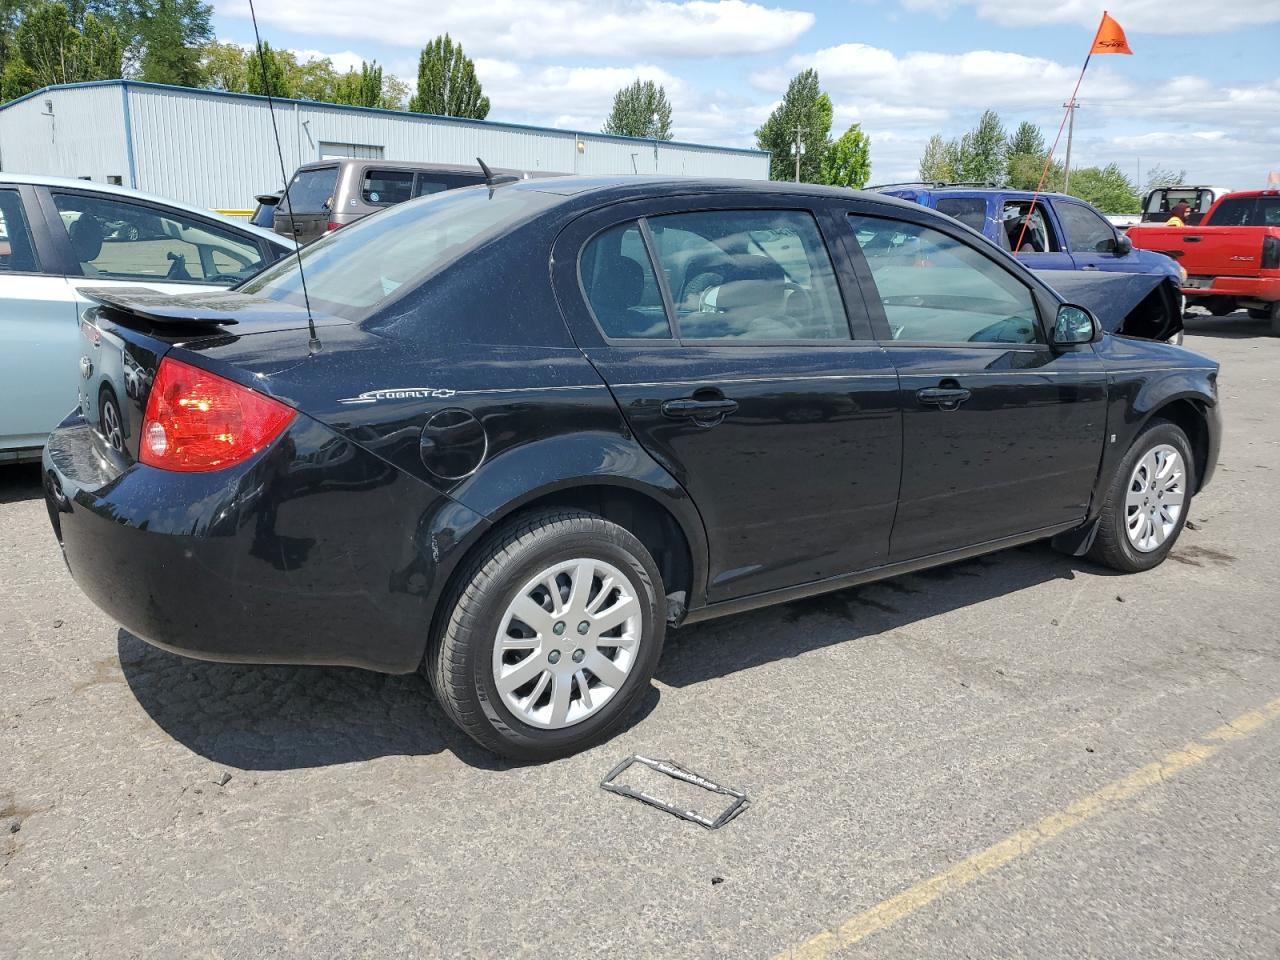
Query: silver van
[{"left": 270, "top": 159, "right": 553, "bottom": 244}]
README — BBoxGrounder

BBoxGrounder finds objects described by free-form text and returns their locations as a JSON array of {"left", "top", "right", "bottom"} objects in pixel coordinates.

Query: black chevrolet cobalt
[{"left": 43, "top": 177, "right": 1221, "bottom": 760}]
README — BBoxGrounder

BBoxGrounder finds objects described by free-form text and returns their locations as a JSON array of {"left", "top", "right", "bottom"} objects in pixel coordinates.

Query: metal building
[{"left": 0, "top": 80, "right": 770, "bottom": 211}]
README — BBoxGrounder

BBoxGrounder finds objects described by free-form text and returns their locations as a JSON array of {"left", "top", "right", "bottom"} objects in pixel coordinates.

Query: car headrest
[
  {"left": 594, "top": 256, "right": 645, "bottom": 310},
  {"left": 69, "top": 215, "right": 104, "bottom": 262}
]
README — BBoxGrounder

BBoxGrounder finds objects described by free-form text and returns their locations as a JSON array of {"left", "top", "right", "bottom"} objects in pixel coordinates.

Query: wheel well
[
  {"left": 1152, "top": 398, "right": 1210, "bottom": 492},
  {"left": 508, "top": 486, "right": 695, "bottom": 617}
]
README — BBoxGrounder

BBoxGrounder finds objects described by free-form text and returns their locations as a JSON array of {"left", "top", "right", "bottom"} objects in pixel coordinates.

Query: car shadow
[
  {"left": 656, "top": 543, "right": 1104, "bottom": 689},
  {"left": 0, "top": 463, "right": 44, "bottom": 505},
  {"left": 1182, "top": 311, "right": 1271, "bottom": 339},
  {"left": 117, "top": 629, "right": 660, "bottom": 772},
  {"left": 120, "top": 542, "right": 1095, "bottom": 772}
]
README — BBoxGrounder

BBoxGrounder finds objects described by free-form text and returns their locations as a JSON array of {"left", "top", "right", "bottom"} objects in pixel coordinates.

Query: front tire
[
  {"left": 1089, "top": 420, "right": 1195, "bottom": 572},
  {"left": 428, "top": 510, "right": 665, "bottom": 761}
]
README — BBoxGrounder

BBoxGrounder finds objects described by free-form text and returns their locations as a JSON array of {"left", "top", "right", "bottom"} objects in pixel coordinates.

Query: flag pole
[{"left": 1013, "top": 51, "right": 1091, "bottom": 253}]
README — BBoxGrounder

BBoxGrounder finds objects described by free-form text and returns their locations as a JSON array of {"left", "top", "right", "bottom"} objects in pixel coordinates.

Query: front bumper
[{"left": 43, "top": 411, "right": 487, "bottom": 673}]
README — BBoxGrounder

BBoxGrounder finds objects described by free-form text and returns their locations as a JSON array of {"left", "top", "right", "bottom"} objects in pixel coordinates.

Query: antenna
[
  {"left": 248, "top": 0, "right": 321, "bottom": 354},
  {"left": 476, "top": 157, "right": 519, "bottom": 188}
]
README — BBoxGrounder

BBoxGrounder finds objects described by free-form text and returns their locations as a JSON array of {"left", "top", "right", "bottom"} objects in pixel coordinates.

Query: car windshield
[{"left": 239, "top": 186, "right": 561, "bottom": 316}]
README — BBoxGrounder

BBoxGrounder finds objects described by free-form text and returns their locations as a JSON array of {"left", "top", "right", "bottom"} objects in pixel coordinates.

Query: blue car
[{"left": 876, "top": 186, "right": 1185, "bottom": 341}]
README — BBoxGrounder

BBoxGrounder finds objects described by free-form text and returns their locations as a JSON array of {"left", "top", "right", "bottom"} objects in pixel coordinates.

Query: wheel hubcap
[
  {"left": 1124, "top": 444, "right": 1185, "bottom": 553},
  {"left": 492, "top": 557, "right": 643, "bottom": 730},
  {"left": 102, "top": 400, "right": 123, "bottom": 452}
]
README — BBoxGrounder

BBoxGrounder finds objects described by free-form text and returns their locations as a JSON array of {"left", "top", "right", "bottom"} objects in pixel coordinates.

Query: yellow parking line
[{"left": 776, "top": 696, "right": 1280, "bottom": 960}]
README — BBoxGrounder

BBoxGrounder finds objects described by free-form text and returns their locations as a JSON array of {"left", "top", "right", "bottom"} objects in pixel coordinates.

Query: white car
[{"left": 0, "top": 174, "right": 294, "bottom": 462}]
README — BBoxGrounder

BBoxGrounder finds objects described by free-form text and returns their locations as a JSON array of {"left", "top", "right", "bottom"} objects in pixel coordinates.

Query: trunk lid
[{"left": 75, "top": 287, "right": 348, "bottom": 464}]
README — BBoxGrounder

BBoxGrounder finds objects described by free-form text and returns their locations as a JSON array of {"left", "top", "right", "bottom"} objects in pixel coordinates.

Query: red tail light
[
  {"left": 326, "top": 220, "right": 343, "bottom": 232},
  {"left": 140, "top": 357, "right": 295, "bottom": 472}
]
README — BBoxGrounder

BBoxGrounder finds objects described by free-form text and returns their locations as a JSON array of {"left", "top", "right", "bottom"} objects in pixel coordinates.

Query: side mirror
[
  {"left": 1052, "top": 304, "right": 1099, "bottom": 347},
  {"left": 1112, "top": 234, "right": 1133, "bottom": 256}
]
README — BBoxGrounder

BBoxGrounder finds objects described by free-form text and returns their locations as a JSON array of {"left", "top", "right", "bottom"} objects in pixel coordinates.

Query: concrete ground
[{"left": 2, "top": 311, "right": 1278, "bottom": 959}]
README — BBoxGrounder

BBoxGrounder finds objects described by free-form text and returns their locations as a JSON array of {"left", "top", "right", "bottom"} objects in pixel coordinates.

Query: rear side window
[
  {"left": 283, "top": 167, "right": 338, "bottom": 214},
  {"left": 648, "top": 209, "right": 849, "bottom": 341},
  {"left": 1057, "top": 202, "right": 1116, "bottom": 253},
  {"left": 362, "top": 169, "right": 414, "bottom": 206},
  {"left": 580, "top": 222, "right": 672, "bottom": 339},
  {"left": 52, "top": 192, "right": 267, "bottom": 285},
  {"left": 0, "top": 189, "right": 39, "bottom": 273},
  {"left": 935, "top": 198, "right": 987, "bottom": 232},
  {"left": 849, "top": 214, "right": 1042, "bottom": 345},
  {"left": 414, "top": 175, "right": 483, "bottom": 197}
]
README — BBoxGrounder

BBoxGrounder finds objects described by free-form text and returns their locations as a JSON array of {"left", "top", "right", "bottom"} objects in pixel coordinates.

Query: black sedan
[{"left": 42, "top": 177, "right": 1221, "bottom": 760}]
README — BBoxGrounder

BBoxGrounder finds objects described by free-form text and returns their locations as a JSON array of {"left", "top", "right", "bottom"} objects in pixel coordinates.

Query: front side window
[
  {"left": 0, "top": 189, "right": 38, "bottom": 273},
  {"left": 362, "top": 169, "right": 415, "bottom": 205},
  {"left": 580, "top": 222, "right": 672, "bottom": 339},
  {"left": 647, "top": 209, "right": 849, "bottom": 341},
  {"left": 849, "top": 214, "right": 1042, "bottom": 345},
  {"left": 936, "top": 197, "right": 988, "bottom": 233},
  {"left": 1057, "top": 202, "right": 1117, "bottom": 253},
  {"left": 52, "top": 193, "right": 267, "bottom": 284},
  {"left": 1000, "top": 201, "right": 1060, "bottom": 253}
]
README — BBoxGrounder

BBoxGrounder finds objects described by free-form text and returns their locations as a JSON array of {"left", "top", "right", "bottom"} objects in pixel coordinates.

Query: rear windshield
[
  {"left": 282, "top": 167, "right": 338, "bottom": 215},
  {"left": 239, "top": 185, "right": 560, "bottom": 316}
]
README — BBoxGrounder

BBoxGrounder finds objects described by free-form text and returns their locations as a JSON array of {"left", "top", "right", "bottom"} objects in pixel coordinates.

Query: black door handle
[
  {"left": 661, "top": 397, "right": 739, "bottom": 422},
  {"left": 1183, "top": 236, "right": 1202, "bottom": 243},
  {"left": 917, "top": 386, "right": 971, "bottom": 410}
]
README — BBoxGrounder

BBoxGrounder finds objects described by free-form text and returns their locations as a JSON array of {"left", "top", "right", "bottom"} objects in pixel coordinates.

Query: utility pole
[
  {"left": 1062, "top": 98, "right": 1079, "bottom": 193},
  {"left": 793, "top": 124, "right": 805, "bottom": 182}
]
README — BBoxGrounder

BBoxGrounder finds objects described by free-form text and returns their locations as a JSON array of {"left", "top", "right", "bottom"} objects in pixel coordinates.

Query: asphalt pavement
[{"left": 3, "top": 310, "right": 1278, "bottom": 959}]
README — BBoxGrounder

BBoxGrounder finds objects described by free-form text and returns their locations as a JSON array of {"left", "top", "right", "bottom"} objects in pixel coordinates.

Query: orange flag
[{"left": 1091, "top": 11, "right": 1133, "bottom": 54}]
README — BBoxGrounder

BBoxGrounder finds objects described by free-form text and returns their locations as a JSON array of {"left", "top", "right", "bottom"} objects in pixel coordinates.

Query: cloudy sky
[{"left": 215, "top": 0, "right": 1280, "bottom": 187}]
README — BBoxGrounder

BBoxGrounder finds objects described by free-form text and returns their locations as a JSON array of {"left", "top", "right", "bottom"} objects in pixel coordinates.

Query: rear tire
[
  {"left": 1088, "top": 420, "right": 1195, "bottom": 573},
  {"left": 427, "top": 510, "right": 665, "bottom": 762},
  {"left": 1247, "top": 307, "right": 1269, "bottom": 320}
]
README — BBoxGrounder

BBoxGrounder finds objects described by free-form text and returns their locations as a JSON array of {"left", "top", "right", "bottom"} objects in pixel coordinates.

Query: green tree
[
  {"left": 133, "top": 0, "right": 210, "bottom": 86},
  {"left": 332, "top": 60, "right": 385, "bottom": 108},
  {"left": 1142, "top": 164, "right": 1187, "bottom": 192},
  {"left": 199, "top": 39, "right": 247, "bottom": 92},
  {"left": 245, "top": 39, "right": 290, "bottom": 98},
  {"left": 820, "top": 122, "right": 871, "bottom": 188},
  {"left": 2, "top": 2, "right": 123, "bottom": 99},
  {"left": 1005, "top": 120, "right": 1045, "bottom": 160},
  {"left": 918, "top": 133, "right": 958, "bottom": 182},
  {"left": 601, "top": 78, "right": 673, "bottom": 139},
  {"left": 408, "top": 33, "right": 488, "bottom": 118},
  {"left": 755, "top": 68, "right": 833, "bottom": 183},
  {"left": 1065, "top": 163, "right": 1140, "bottom": 214},
  {"left": 1007, "top": 152, "right": 1064, "bottom": 191},
  {"left": 955, "top": 109, "right": 1006, "bottom": 183}
]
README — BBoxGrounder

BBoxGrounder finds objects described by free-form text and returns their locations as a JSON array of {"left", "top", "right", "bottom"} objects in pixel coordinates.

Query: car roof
[
  {"left": 294, "top": 158, "right": 546, "bottom": 177},
  {"left": 0, "top": 172, "right": 292, "bottom": 249},
  {"left": 509, "top": 174, "right": 925, "bottom": 209}
]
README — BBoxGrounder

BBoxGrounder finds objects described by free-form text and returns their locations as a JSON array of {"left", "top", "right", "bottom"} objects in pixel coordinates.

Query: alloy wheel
[
  {"left": 1124, "top": 443, "right": 1185, "bottom": 552},
  {"left": 492, "top": 557, "right": 643, "bottom": 729},
  {"left": 101, "top": 396, "right": 124, "bottom": 452}
]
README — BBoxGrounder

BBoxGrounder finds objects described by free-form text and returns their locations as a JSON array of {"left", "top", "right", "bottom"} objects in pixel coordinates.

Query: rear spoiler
[{"left": 78, "top": 287, "right": 345, "bottom": 336}]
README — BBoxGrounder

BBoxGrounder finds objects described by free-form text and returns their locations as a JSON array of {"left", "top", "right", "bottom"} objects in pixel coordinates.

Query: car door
[
  {"left": 0, "top": 185, "right": 80, "bottom": 454},
  {"left": 837, "top": 202, "right": 1108, "bottom": 562},
  {"left": 33, "top": 187, "right": 276, "bottom": 444},
  {"left": 553, "top": 195, "right": 902, "bottom": 603},
  {"left": 1056, "top": 199, "right": 1130, "bottom": 272}
]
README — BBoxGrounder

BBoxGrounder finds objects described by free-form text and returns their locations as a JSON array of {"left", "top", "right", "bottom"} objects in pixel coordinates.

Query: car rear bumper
[
  {"left": 43, "top": 411, "right": 488, "bottom": 673},
  {"left": 1183, "top": 276, "right": 1280, "bottom": 302}
]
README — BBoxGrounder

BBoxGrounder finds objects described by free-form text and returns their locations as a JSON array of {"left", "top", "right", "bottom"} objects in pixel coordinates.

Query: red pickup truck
[{"left": 1128, "top": 190, "right": 1280, "bottom": 334}]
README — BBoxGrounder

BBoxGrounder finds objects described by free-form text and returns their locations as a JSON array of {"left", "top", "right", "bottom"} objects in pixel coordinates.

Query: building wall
[
  {"left": 122, "top": 84, "right": 769, "bottom": 210},
  {"left": 0, "top": 86, "right": 130, "bottom": 184}
]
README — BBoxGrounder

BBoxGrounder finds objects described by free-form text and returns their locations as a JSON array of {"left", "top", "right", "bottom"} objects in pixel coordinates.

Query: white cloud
[
  {"left": 288, "top": 48, "right": 367, "bottom": 74},
  {"left": 220, "top": 0, "right": 815, "bottom": 59},
  {"left": 898, "top": 0, "right": 1280, "bottom": 34}
]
